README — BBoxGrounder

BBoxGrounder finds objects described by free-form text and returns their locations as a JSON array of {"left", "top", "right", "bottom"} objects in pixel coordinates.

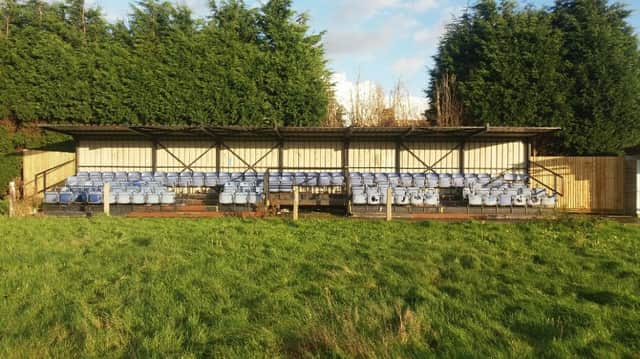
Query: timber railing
[{"left": 529, "top": 161, "right": 565, "bottom": 197}]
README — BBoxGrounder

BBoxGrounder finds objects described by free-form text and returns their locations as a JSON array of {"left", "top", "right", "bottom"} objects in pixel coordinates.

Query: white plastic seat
[
  {"left": 413, "top": 175, "right": 426, "bottom": 187},
  {"left": 542, "top": 196, "right": 557, "bottom": 208},
  {"left": 109, "top": 191, "right": 117, "bottom": 204},
  {"left": 294, "top": 175, "right": 307, "bottom": 185},
  {"left": 513, "top": 195, "right": 527, "bottom": 206},
  {"left": 248, "top": 192, "right": 259, "bottom": 205},
  {"left": 528, "top": 196, "right": 542, "bottom": 206},
  {"left": 452, "top": 175, "right": 465, "bottom": 187},
  {"left": 395, "top": 193, "right": 410, "bottom": 206},
  {"left": 410, "top": 193, "right": 424, "bottom": 206},
  {"left": 352, "top": 192, "right": 367, "bottom": 205},
  {"left": 131, "top": 192, "right": 145, "bottom": 205},
  {"left": 223, "top": 182, "right": 237, "bottom": 193},
  {"left": 191, "top": 176, "right": 205, "bottom": 187},
  {"left": 160, "top": 192, "right": 176, "bottom": 205},
  {"left": 318, "top": 174, "right": 332, "bottom": 186},
  {"left": 331, "top": 174, "right": 344, "bottom": 186},
  {"left": 351, "top": 186, "right": 365, "bottom": 196},
  {"left": 468, "top": 194, "right": 483, "bottom": 206},
  {"left": 462, "top": 187, "right": 472, "bottom": 199},
  {"left": 116, "top": 192, "right": 131, "bottom": 205},
  {"left": 367, "top": 192, "right": 381, "bottom": 205},
  {"left": 424, "top": 192, "right": 439, "bottom": 207},
  {"left": 234, "top": 192, "right": 249, "bottom": 204},
  {"left": 146, "top": 193, "right": 160, "bottom": 205},
  {"left": 483, "top": 195, "right": 498, "bottom": 206},
  {"left": 438, "top": 175, "right": 452, "bottom": 188},
  {"left": 44, "top": 192, "right": 59, "bottom": 204},
  {"left": 379, "top": 189, "right": 392, "bottom": 204},
  {"left": 499, "top": 194, "right": 513, "bottom": 207},
  {"left": 205, "top": 177, "right": 217, "bottom": 187}
]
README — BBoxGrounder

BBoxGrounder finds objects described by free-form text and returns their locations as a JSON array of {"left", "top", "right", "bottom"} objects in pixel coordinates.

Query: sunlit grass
[{"left": 0, "top": 217, "right": 638, "bottom": 357}]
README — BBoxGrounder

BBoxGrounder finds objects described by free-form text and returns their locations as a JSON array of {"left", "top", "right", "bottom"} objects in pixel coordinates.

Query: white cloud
[
  {"left": 324, "top": 29, "right": 395, "bottom": 56},
  {"left": 325, "top": 14, "right": 421, "bottom": 56},
  {"left": 333, "top": 0, "right": 440, "bottom": 23},
  {"left": 413, "top": 6, "right": 462, "bottom": 45},
  {"left": 177, "top": 0, "right": 210, "bottom": 16},
  {"left": 334, "top": 0, "right": 403, "bottom": 22},
  {"left": 392, "top": 56, "right": 425, "bottom": 77},
  {"left": 405, "top": 0, "right": 439, "bottom": 12}
]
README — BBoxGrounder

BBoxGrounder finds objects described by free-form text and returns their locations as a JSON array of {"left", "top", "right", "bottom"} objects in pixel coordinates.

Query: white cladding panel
[
  {"left": 77, "top": 138, "right": 528, "bottom": 175},
  {"left": 78, "top": 139, "right": 153, "bottom": 172},
  {"left": 465, "top": 140, "right": 526, "bottom": 175},
  {"left": 401, "top": 141, "right": 460, "bottom": 172},
  {"left": 349, "top": 141, "right": 396, "bottom": 172},
  {"left": 156, "top": 140, "right": 217, "bottom": 172},
  {"left": 220, "top": 141, "right": 279, "bottom": 172},
  {"left": 284, "top": 141, "right": 342, "bottom": 172}
]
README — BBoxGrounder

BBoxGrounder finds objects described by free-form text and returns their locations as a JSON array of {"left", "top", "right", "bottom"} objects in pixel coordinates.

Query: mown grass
[{"left": 0, "top": 217, "right": 638, "bottom": 358}]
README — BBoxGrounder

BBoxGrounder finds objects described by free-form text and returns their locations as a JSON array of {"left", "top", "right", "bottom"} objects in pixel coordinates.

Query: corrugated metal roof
[{"left": 39, "top": 124, "right": 561, "bottom": 139}]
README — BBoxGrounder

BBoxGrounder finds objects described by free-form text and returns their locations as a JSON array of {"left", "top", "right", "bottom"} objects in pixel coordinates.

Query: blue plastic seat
[
  {"left": 44, "top": 192, "right": 59, "bottom": 204},
  {"left": 87, "top": 191, "right": 103, "bottom": 204}
]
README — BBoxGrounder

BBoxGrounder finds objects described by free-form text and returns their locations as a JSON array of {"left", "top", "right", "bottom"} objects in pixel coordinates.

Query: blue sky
[{"left": 92, "top": 0, "right": 639, "bottom": 113}]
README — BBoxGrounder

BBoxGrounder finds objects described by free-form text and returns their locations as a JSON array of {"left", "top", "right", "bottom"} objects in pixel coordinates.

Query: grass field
[{"left": 0, "top": 217, "right": 639, "bottom": 358}]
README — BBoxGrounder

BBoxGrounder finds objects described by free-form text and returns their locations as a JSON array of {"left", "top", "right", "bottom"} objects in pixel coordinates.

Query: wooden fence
[
  {"left": 22, "top": 150, "right": 76, "bottom": 198},
  {"left": 530, "top": 156, "right": 625, "bottom": 213}
]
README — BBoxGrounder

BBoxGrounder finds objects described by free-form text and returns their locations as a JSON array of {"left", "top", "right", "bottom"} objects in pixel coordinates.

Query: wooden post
[
  {"left": 395, "top": 140, "right": 402, "bottom": 174},
  {"left": 151, "top": 138, "right": 158, "bottom": 173},
  {"left": 278, "top": 141, "right": 284, "bottom": 173},
  {"left": 386, "top": 186, "right": 393, "bottom": 221},
  {"left": 293, "top": 186, "right": 299, "bottom": 221},
  {"left": 8, "top": 181, "right": 16, "bottom": 218},
  {"left": 215, "top": 140, "right": 222, "bottom": 174},
  {"left": 263, "top": 170, "right": 270, "bottom": 209},
  {"left": 459, "top": 140, "right": 466, "bottom": 175},
  {"left": 103, "top": 182, "right": 110, "bottom": 216}
]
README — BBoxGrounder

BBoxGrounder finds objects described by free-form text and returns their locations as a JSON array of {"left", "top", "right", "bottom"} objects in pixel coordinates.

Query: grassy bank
[{"left": 0, "top": 217, "right": 638, "bottom": 357}]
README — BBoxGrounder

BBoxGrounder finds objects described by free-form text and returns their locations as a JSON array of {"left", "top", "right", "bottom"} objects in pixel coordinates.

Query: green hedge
[
  {"left": 0, "top": 125, "right": 71, "bottom": 198},
  {"left": 0, "top": 199, "right": 7, "bottom": 215},
  {"left": 0, "top": 153, "right": 21, "bottom": 198}
]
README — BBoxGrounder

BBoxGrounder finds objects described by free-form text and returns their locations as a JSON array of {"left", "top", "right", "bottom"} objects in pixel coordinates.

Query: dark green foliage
[
  {"left": 552, "top": 0, "right": 640, "bottom": 154},
  {"left": 428, "top": 0, "right": 640, "bottom": 155},
  {"left": 0, "top": 153, "right": 20, "bottom": 197},
  {"left": 0, "top": 125, "right": 69, "bottom": 197},
  {"left": 0, "top": 0, "right": 330, "bottom": 126}
]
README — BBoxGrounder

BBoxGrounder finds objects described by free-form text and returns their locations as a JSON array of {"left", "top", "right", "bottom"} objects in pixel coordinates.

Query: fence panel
[
  {"left": 530, "top": 156, "right": 625, "bottom": 213},
  {"left": 23, "top": 150, "right": 76, "bottom": 198}
]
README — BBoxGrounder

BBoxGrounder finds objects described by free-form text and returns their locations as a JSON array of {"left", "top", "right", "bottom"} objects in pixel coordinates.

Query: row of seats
[
  {"left": 70, "top": 171, "right": 348, "bottom": 188},
  {"left": 351, "top": 184, "right": 557, "bottom": 207},
  {"left": 350, "top": 172, "right": 528, "bottom": 189},
  {"left": 465, "top": 186, "right": 556, "bottom": 207},
  {"left": 349, "top": 172, "right": 558, "bottom": 208},
  {"left": 353, "top": 187, "right": 441, "bottom": 206},
  {"left": 70, "top": 171, "right": 531, "bottom": 191},
  {"left": 44, "top": 181, "right": 176, "bottom": 205}
]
